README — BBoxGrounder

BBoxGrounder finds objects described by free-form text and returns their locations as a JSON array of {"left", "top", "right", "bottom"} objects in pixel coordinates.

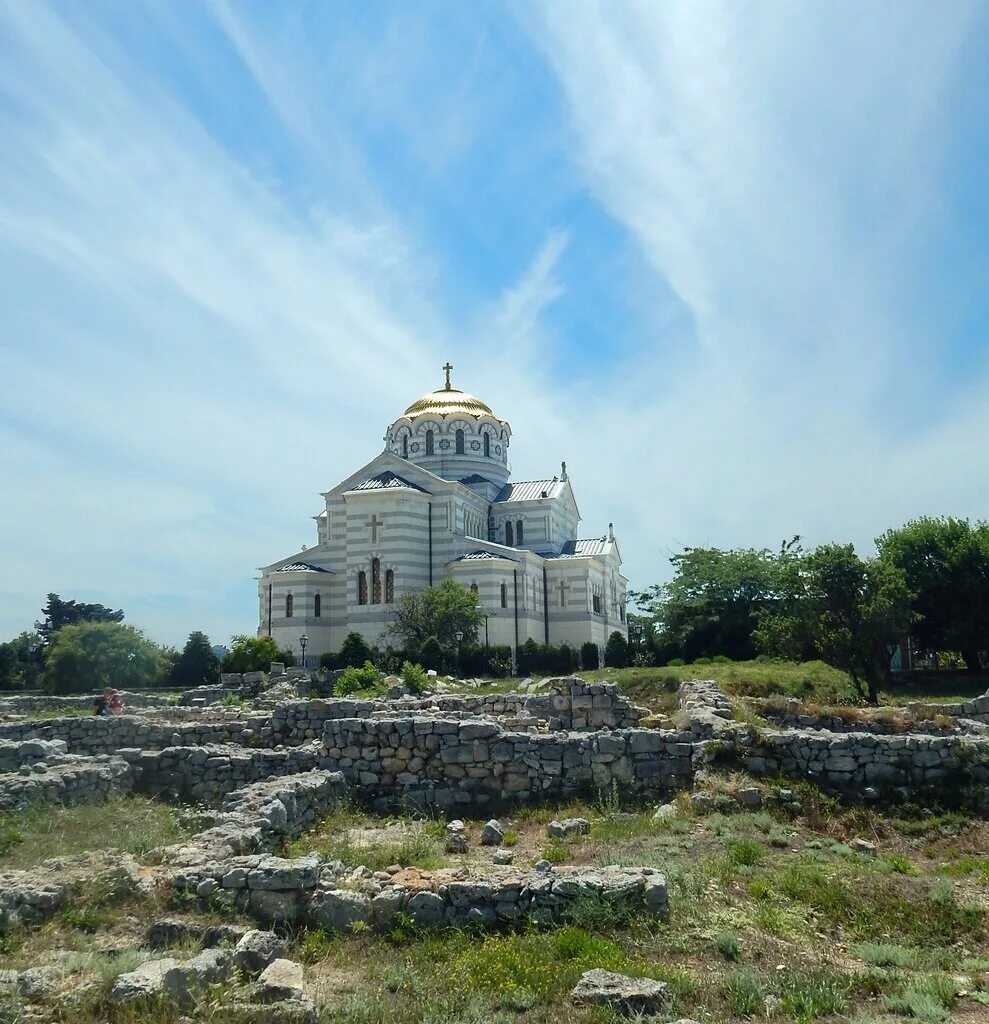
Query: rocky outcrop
[{"left": 571, "top": 969, "right": 669, "bottom": 1015}]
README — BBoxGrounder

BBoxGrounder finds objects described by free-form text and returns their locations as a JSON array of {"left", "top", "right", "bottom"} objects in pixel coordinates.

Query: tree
[
  {"left": 418, "top": 636, "right": 444, "bottom": 672},
  {"left": 384, "top": 579, "right": 483, "bottom": 652},
  {"left": 338, "top": 632, "right": 374, "bottom": 669},
  {"left": 756, "top": 544, "right": 914, "bottom": 703},
  {"left": 41, "top": 621, "right": 165, "bottom": 694},
  {"left": 36, "top": 593, "right": 124, "bottom": 646},
  {"left": 604, "top": 631, "right": 630, "bottom": 668},
  {"left": 580, "top": 641, "right": 599, "bottom": 671},
  {"left": 222, "top": 635, "right": 295, "bottom": 673},
  {"left": 634, "top": 540, "right": 802, "bottom": 662},
  {"left": 877, "top": 517, "right": 989, "bottom": 672},
  {"left": 0, "top": 632, "right": 45, "bottom": 690},
  {"left": 169, "top": 631, "right": 220, "bottom": 688}
]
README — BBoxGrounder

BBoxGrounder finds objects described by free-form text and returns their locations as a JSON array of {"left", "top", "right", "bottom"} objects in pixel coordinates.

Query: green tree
[
  {"left": 580, "top": 641, "right": 599, "bottom": 671},
  {"left": 36, "top": 593, "right": 124, "bottom": 646},
  {"left": 604, "top": 631, "right": 630, "bottom": 668},
  {"left": 634, "top": 540, "right": 802, "bottom": 662},
  {"left": 417, "top": 636, "right": 444, "bottom": 672},
  {"left": 41, "top": 621, "right": 165, "bottom": 694},
  {"left": 877, "top": 517, "right": 989, "bottom": 672},
  {"left": 756, "top": 544, "right": 914, "bottom": 704},
  {"left": 168, "top": 631, "right": 220, "bottom": 688},
  {"left": 222, "top": 635, "right": 295, "bottom": 673},
  {"left": 0, "top": 632, "right": 45, "bottom": 690},
  {"left": 338, "top": 631, "right": 374, "bottom": 669},
  {"left": 384, "top": 579, "right": 482, "bottom": 652}
]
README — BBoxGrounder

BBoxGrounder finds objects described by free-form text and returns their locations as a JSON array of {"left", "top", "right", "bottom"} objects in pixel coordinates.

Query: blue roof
[
  {"left": 552, "top": 538, "right": 610, "bottom": 557},
  {"left": 276, "top": 561, "right": 331, "bottom": 573},
  {"left": 349, "top": 471, "right": 427, "bottom": 493}
]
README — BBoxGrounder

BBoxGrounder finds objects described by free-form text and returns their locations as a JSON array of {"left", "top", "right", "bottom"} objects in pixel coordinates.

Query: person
[
  {"left": 92, "top": 689, "right": 112, "bottom": 716},
  {"left": 108, "top": 689, "right": 124, "bottom": 715}
]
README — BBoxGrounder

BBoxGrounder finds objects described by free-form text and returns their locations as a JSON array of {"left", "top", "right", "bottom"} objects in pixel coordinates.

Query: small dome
[{"left": 404, "top": 387, "right": 495, "bottom": 420}]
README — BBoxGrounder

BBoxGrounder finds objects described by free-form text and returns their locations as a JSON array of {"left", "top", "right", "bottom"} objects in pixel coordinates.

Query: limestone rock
[
  {"left": 162, "top": 948, "right": 233, "bottom": 1008},
  {"left": 444, "top": 820, "right": 468, "bottom": 854},
  {"left": 571, "top": 969, "right": 669, "bottom": 1016},
  {"left": 547, "top": 817, "right": 590, "bottom": 839},
  {"left": 480, "top": 819, "right": 504, "bottom": 846},
  {"left": 850, "top": 838, "right": 877, "bottom": 857},
  {"left": 309, "top": 888, "right": 370, "bottom": 932},
  {"left": 493, "top": 849, "right": 514, "bottom": 865},
  {"left": 258, "top": 959, "right": 304, "bottom": 1002},
  {"left": 738, "top": 786, "right": 762, "bottom": 809},
  {"left": 112, "top": 958, "right": 180, "bottom": 1002},
  {"left": 234, "top": 929, "right": 286, "bottom": 975}
]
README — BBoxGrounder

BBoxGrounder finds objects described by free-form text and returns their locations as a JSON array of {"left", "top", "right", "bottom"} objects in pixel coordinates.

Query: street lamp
[
  {"left": 299, "top": 633, "right": 309, "bottom": 669},
  {"left": 453, "top": 630, "right": 464, "bottom": 679}
]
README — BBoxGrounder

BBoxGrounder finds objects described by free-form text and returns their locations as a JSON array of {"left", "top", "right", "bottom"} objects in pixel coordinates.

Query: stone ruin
[{"left": 1, "top": 670, "right": 988, "bottom": 1015}]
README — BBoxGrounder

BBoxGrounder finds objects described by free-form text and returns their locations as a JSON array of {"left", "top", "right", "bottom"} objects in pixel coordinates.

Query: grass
[{"left": 0, "top": 795, "right": 189, "bottom": 869}]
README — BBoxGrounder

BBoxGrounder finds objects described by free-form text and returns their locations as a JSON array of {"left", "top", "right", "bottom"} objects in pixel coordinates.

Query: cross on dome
[{"left": 443, "top": 361, "right": 453, "bottom": 390}]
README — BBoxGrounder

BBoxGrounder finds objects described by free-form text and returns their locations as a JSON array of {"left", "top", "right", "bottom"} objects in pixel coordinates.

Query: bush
[
  {"left": 333, "top": 661, "right": 384, "bottom": 697},
  {"left": 319, "top": 651, "right": 338, "bottom": 671},
  {"left": 716, "top": 931, "right": 742, "bottom": 960},
  {"left": 418, "top": 636, "right": 445, "bottom": 673},
  {"left": 401, "top": 661, "right": 428, "bottom": 695},
  {"left": 518, "top": 639, "right": 580, "bottom": 676},
  {"left": 459, "top": 645, "right": 513, "bottom": 678},
  {"left": 581, "top": 642, "right": 599, "bottom": 671},
  {"left": 604, "top": 631, "right": 629, "bottom": 668},
  {"left": 339, "top": 632, "right": 374, "bottom": 669}
]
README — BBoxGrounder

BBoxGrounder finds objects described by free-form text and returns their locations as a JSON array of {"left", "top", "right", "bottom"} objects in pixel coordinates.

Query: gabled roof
[
  {"left": 275, "top": 561, "right": 332, "bottom": 573},
  {"left": 449, "top": 549, "right": 519, "bottom": 563},
  {"left": 494, "top": 478, "right": 565, "bottom": 502},
  {"left": 563, "top": 538, "right": 610, "bottom": 556},
  {"left": 346, "top": 470, "right": 428, "bottom": 494}
]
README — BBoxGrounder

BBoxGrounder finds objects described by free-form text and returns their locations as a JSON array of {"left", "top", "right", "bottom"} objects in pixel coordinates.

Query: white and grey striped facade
[{"left": 257, "top": 378, "right": 628, "bottom": 665}]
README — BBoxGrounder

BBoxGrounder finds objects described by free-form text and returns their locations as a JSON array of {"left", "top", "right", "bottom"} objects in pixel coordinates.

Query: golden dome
[{"left": 404, "top": 387, "right": 495, "bottom": 420}]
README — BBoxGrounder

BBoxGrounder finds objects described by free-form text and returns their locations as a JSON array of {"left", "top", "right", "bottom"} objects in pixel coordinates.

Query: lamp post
[
  {"left": 454, "top": 629, "right": 464, "bottom": 680},
  {"left": 299, "top": 633, "right": 309, "bottom": 669}
]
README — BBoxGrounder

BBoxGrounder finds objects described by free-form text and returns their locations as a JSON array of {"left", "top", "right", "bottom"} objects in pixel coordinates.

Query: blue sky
[{"left": 2, "top": 1, "right": 989, "bottom": 648}]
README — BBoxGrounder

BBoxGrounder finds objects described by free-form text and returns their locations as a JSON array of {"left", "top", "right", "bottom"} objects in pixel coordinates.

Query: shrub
[
  {"left": 339, "top": 632, "right": 374, "bottom": 669},
  {"left": 418, "top": 636, "right": 445, "bottom": 673},
  {"left": 401, "top": 661, "right": 428, "bottom": 695},
  {"left": 667, "top": 657, "right": 685, "bottom": 667},
  {"left": 581, "top": 642, "right": 599, "bottom": 671},
  {"left": 333, "top": 661, "right": 384, "bottom": 697},
  {"left": 604, "top": 631, "right": 629, "bottom": 668},
  {"left": 722, "top": 968, "right": 764, "bottom": 1016}
]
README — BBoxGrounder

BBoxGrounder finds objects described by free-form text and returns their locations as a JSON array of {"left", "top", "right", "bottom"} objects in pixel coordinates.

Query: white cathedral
[{"left": 257, "top": 365, "right": 628, "bottom": 664}]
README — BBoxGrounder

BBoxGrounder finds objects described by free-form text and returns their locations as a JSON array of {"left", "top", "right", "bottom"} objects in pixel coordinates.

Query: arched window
[
  {"left": 500, "top": 583, "right": 508, "bottom": 608},
  {"left": 402, "top": 434, "right": 408, "bottom": 458},
  {"left": 425, "top": 430, "right": 434, "bottom": 455},
  {"left": 314, "top": 593, "right": 321, "bottom": 618},
  {"left": 357, "top": 571, "right": 368, "bottom": 606},
  {"left": 470, "top": 582, "right": 478, "bottom": 596},
  {"left": 506, "top": 521, "right": 514, "bottom": 546},
  {"left": 516, "top": 520, "right": 524, "bottom": 545},
  {"left": 285, "top": 593, "right": 294, "bottom": 618},
  {"left": 455, "top": 428, "right": 465, "bottom": 454},
  {"left": 372, "top": 557, "right": 381, "bottom": 604},
  {"left": 385, "top": 569, "right": 394, "bottom": 604},
  {"left": 483, "top": 432, "right": 490, "bottom": 458}
]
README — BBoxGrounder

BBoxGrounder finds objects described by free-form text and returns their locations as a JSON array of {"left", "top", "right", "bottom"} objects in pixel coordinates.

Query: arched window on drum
[
  {"left": 456, "top": 428, "right": 465, "bottom": 454},
  {"left": 425, "top": 430, "right": 434, "bottom": 455}
]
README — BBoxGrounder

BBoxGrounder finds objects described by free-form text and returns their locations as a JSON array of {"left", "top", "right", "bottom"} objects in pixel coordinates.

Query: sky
[{"left": 2, "top": 1, "right": 989, "bottom": 648}]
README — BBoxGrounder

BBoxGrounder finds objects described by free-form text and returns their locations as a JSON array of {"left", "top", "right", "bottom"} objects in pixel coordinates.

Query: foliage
[
  {"left": 757, "top": 543, "right": 915, "bottom": 703},
  {"left": 333, "top": 660, "right": 385, "bottom": 697},
  {"left": 580, "top": 641, "right": 599, "bottom": 671},
  {"left": 384, "top": 578, "right": 483, "bottom": 652},
  {"left": 633, "top": 540, "right": 803, "bottom": 663},
  {"left": 418, "top": 635, "right": 445, "bottom": 672},
  {"left": 400, "top": 660, "right": 428, "bottom": 694},
  {"left": 459, "top": 644, "right": 513, "bottom": 678},
  {"left": 339, "top": 631, "right": 375, "bottom": 669},
  {"left": 0, "top": 631, "right": 44, "bottom": 690},
  {"left": 168, "top": 630, "right": 220, "bottom": 687},
  {"left": 877, "top": 516, "right": 989, "bottom": 671},
  {"left": 35, "top": 592, "right": 124, "bottom": 646},
  {"left": 517, "top": 639, "right": 579, "bottom": 676},
  {"left": 41, "top": 620, "right": 164, "bottom": 694},
  {"left": 222, "top": 634, "right": 294, "bottom": 673},
  {"left": 604, "top": 630, "right": 629, "bottom": 668}
]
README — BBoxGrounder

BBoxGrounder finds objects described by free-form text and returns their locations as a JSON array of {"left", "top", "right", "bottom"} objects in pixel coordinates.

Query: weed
[
  {"left": 855, "top": 942, "right": 922, "bottom": 968},
  {"left": 501, "top": 830, "right": 518, "bottom": 847},
  {"left": 722, "top": 968, "right": 764, "bottom": 1016},
  {"left": 716, "top": 931, "right": 742, "bottom": 961},
  {"left": 778, "top": 970, "right": 850, "bottom": 1021},
  {"left": 297, "top": 927, "right": 340, "bottom": 963},
  {"left": 538, "top": 842, "right": 568, "bottom": 864},
  {"left": 724, "top": 838, "right": 766, "bottom": 868}
]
